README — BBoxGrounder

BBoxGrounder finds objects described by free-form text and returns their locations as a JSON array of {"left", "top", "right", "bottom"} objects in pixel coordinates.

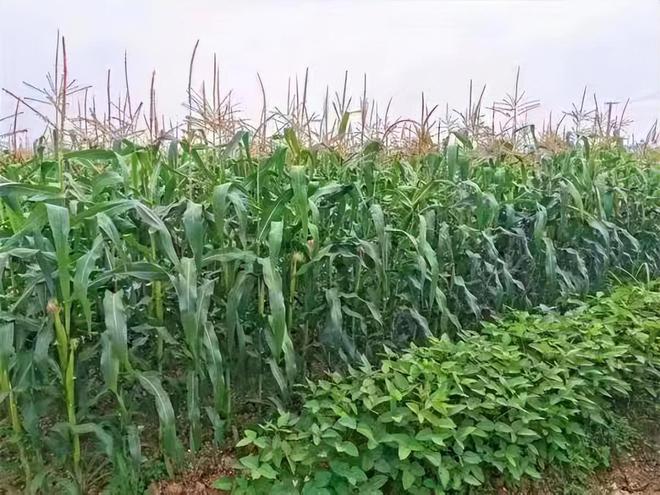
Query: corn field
[{"left": 0, "top": 130, "right": 659, "bottom": 491}]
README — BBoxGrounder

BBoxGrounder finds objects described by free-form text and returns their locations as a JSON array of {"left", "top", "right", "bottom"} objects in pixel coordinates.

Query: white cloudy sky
[{"left": 1, "top": 0, "right": 659, "bottom": 138}]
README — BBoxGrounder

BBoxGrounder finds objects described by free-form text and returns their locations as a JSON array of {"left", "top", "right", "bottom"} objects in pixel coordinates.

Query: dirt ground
[
  {"left": 148, "top": 446, "right": 235, "bottom": 495},
  {"left": 149, "top": 448, "right": 236, "bottom": 495},
  {"left": 590, "top": 445, "right": 660, "bottom": 495}
]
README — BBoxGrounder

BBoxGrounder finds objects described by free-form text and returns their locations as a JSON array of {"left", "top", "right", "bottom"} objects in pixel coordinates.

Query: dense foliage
[
  {"left": 223, "top": 284, "right": 660, "bottom": 494},
  {"left": 0, "top": 135, "right": 658, "bottom": 491}
]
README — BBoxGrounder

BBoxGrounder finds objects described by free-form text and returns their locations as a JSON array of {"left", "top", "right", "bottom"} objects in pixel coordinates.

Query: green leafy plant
[{"left": 224, "top": 284, "right": 660, "bottom": 494}]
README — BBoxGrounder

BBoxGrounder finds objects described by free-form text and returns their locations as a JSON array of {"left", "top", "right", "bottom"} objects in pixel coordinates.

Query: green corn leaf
[
  {"left": 186, "top": 145, "right": 213, "bottom": 180},
  {"left": 72, "top": 199, "right": 138, "bottom": 224},
  {"left": 135, "top": 371, "right": 182, "bottom": 465},
  {"left": 212, "top": 183, "right": 231, "bottom": 246},
  {"left": 268, "top": 358, "right": 288, "bottom": 398},
  {"left": 0, "top": 247, "right": 44, "bottom": 260},
  {"left": 454, "top": 276, "right": 482, "bottom": 320},
  {"left": 0, "top": 322, "right": 14, "bottom": 368},
  {"left": 134, "top": 202, "right": 179, "bottom": 266},
  {"left": 103, "top": 290, "right": 129, "bottom": 371},
  {"left": 563, "top": 248, "right": 589, "bottom": 289},
  {"left": 187, "top": 370, "right": 201, "bottom": 452},
  {"left": 310, "top": 183, "right": 353, "bottom": 202},
  {"left": 227, "top": 189, "right": 249, "bottom": 248},
  {"left": 324, "top": 288, "right": 355, "bottom": 359},
  {"left": 258, "top": 189, "right": 294, "bottom": 242},
  {"left": 542, "top": 236, "right": 558, "bottom": 286},
  {"left": 283, "top": 334, "right": 297, "bottom": 387},
  {"left": 173, "top": 258, "right": 199, "bottom": 359},
  {"left": 268, "top": 221, "right": 283, "bottom": 262},
  {"left": 562, "top": 178, "right": 584, "bottom": 214},
  {"left": 202, "top": 321, "right": 229, "bottom": 417},
  {"left": 290, "top": 166, "right": 309, "bottom": 239},
  {"left": 533, "top": 205, "right": 547, "bottom": 246},
  {"left": 34, "top": 323, "right": 54, "bottom": 372},
  {"left": 46, "top": 204, "right": 71, "bottom": 304},
  {"left": 477, "top": 192, "right": 499, "bottom": 229},
  {"left": 196, "top": 278, "right": 214, "bottom": 338},
  {"left": 0, "top": 202, "right": 47, "bottom": 250},
  {"left": 96, "top": 212, "right": 126, "bottom": 260},
  {"left": 0, "top": 181, "right": 63, "bottom": 200},
  {"left": 418, "top": 215, "right": 440, "bottom": 313},
  {"left": 74, "top": 199, "right": 179, "bottom": 265},
  {"left": 70, "top": 423, "right": 115, "bottom": 459},
  {"left": 226, "top": 270, "right": 252, "bottom": 361},
  {"left": 446, "top": 143, "right": 459, "bottom": 180},
  {"left": 64, "top": 149, "right": 119, "bottom": 163},
  {"left": 406, "top": 307, "right": 432, "bottom": 339},
  {"left": 183, "top": 201, "right": 205, "bottom": 270},
  {"left": 73, "top": 235, "right": 104, "bottom": 331},
  {"left": 100, "top": 333, "right": 119, "bottom": 393},
  {"left": 589, "top": 218, "right": 611, "bottom": 250},
  {"left": 284, "top": 128, "right": 301, "bottom": 159},
  {"left": 221, "top": 131, "right": 248, "bottom": 159},
  {"left": 370, "top": 203, "right": 386, "bottom": 255},
  {"left": 202, "top": 247, "right": 256, "bottom": 266},
  {"left": 435, "top": 287, "right": 461, "bottom": 332},
  {"left": 90, "top": 262, "right": 170, "bottom": 289},
  {"left": 258, "top": 257, "right": 287, "bottom": 359}
]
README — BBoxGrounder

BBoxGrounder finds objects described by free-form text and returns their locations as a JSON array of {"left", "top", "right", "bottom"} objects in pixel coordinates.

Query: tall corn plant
[{"left": 0, "top": 134, "right": 658, "bottom": 490}]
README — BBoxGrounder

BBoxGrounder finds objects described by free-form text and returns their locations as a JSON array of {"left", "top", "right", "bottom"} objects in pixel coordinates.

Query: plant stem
[
  {"left": 66, "top": 342, "right": 81, "bottom": 483},
  {"left": 151, "top": 233, "right": 164, "bottom": 372}
]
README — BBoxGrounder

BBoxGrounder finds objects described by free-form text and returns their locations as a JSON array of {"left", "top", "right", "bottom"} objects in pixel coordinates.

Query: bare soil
[
  {"left": 589, "top": 444, "right": 659, "bottom": 495},
  {"left": 148, "top": 446, "right": 236, "bottom": 495}
]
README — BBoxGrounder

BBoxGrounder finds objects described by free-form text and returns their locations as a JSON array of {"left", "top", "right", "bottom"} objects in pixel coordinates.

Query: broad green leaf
[
  {"left": 74, "top": 235, "right": 103, "bottom": 331},
  {"left": 46, "top": 204, "right": 71, "bottom": 304},
  {"left": 258, "top": 257, "right": 287, "bottom": 359},
  {"left": 290, "top": 166, "right": 309, "bottom": 239},
  {"left": 103, "top": 290, "right": 129, "bottom": 370},
  {"left": 135, "top": 371, "right": 182, "bottom": 465},
  {"left": 183, "top": 201, "right": 205, "bottom": 270}
]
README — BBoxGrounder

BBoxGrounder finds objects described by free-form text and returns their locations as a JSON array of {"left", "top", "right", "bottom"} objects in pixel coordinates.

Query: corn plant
[{"left": 0, "top": 133, "right": 658, "bottom": 491}]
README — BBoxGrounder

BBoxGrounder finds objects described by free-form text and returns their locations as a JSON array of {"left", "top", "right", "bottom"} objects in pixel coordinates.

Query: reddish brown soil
[
  {"left": 590, "top": 447, "right": 660, "bottom": 495},
  {"left": 148, "top": 446, "right": 236, "bottom": 495}
]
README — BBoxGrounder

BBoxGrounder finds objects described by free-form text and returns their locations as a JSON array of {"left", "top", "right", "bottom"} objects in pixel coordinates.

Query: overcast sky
[{"left": 2, "top": 0, "right": 659, "bottom": 139}]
